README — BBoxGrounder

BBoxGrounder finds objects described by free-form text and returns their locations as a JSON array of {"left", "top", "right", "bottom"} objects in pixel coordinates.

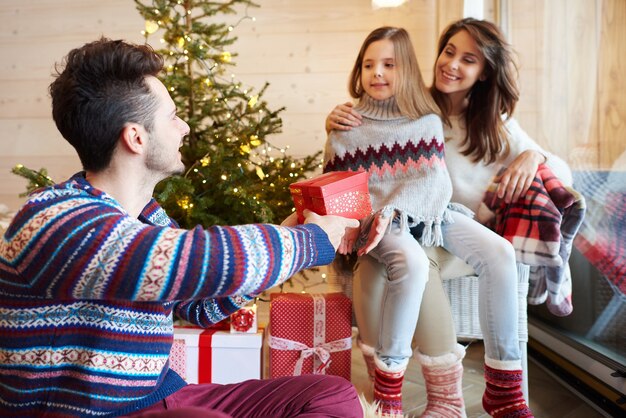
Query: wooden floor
[
  {"left": 258, "top": 302, "right": 605, "bottom": 417},
  {"left": 350, "top": 336, "right": 605, "bottom": 417}
]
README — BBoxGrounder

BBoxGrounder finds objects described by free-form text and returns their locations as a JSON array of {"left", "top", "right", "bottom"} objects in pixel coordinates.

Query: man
[{"left": 0, "top": 38, "right": 361, "bottom": 417}]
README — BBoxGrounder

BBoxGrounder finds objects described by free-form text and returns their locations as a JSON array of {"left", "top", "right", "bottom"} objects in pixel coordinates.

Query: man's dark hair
[{"left": 49, "top": 38, "right": 164, "bottom": 172}]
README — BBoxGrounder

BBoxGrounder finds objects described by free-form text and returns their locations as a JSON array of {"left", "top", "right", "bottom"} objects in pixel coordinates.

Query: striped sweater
[{"left": 0, "top": 173, "right": 335, "bottom": 417}]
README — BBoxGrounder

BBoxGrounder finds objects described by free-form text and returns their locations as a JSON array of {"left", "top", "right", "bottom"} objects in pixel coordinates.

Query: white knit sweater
[{"left": 444, "top": 115, "right": 573, "bottom": 213}]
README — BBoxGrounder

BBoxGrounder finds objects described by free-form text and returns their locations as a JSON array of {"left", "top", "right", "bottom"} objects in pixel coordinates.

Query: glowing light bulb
[
  {"left": 177, "top": 197, "right": 191, "bottom": 209},
  {"left": 145, "top": 20, "right": 159, "bottom": 34},
  {"left": 250, "top": 135, "right": 261, "bottom": 146},
  {"left": 221, "top": 51, "right": 232, "bottom": 63}
]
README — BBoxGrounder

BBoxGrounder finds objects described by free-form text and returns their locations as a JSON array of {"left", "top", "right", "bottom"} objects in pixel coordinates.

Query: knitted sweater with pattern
[
  {"left": 0, "top": 173, "right": 335, "bottom": 417},
  {"left": 323, "top": 95, "right": 453, "bottom": 245}
]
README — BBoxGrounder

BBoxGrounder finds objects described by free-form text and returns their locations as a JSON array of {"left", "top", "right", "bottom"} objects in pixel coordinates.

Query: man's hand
[
  {"left": 280, "top": 212, "right": 299, "bottom": 227},
  {"left": 303, "top": 210, "right": 360, "bottom": 252},
  {"left": 325, "top": 102, "right": 363, "bottom": 133}
]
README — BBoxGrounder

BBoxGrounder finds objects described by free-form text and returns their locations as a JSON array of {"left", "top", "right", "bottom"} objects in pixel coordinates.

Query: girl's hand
[
  {"left": 325, "top": 102, "right": 363, "bottom": 133},
  {"left": 338, "top": 226, "right": 360, "bottom": 255},
  {"left": 357, "top": 212, "right": 392, "bottom": 256},
  {"left": 495, "top": 150, "right": 546, "bottom": 203}
]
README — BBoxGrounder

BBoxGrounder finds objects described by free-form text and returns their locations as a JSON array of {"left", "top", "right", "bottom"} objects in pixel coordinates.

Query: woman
[{"left": 327, "top": 18, "right": 569, "bottom": 418}]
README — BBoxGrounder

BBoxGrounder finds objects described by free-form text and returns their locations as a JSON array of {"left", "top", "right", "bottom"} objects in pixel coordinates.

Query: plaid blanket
[{"left": 477, "top": 164, "right": 586, "bottom": 316}]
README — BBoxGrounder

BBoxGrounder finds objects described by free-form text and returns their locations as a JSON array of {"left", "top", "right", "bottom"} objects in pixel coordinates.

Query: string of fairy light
[{"left": 139, "top": 0, "right": 316, "bottom": 214}]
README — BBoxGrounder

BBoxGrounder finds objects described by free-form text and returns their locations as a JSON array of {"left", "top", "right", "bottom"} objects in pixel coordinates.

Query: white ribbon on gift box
[
  {"left": 269, "top": 293, "right": 352, "bottom": 376},
  {"left": 268, "top": 334, "right": 352, "bottom": 375}
]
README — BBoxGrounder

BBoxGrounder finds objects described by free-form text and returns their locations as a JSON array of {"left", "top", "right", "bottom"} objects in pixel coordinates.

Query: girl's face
[
  {"left": 434, "top": 29, "right": 486, "bottom": 104},
  {"left": 361, "top": 39, "right": 396, "bottom": 101}
]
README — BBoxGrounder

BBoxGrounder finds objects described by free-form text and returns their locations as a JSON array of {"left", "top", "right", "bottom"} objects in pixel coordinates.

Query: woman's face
[
  {"left": 361, "top": 39, "right": 396, "bottom": 101},
  {"left": 434, "top": 29, "right": 486, "bottom": 103}
]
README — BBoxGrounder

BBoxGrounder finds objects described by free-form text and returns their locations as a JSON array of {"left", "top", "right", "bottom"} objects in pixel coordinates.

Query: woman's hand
[
  {"left": 338, "top": 226, "right": 360, "bottom": 255},
  {"left": 325, "top": 102, "right": 363, "bottom": 133},
  {"left": 495, "top": 150, "right": 546, "bottom": 203},
  {"left": 357, "top": 212, "right": 392, "bottom": 256}
]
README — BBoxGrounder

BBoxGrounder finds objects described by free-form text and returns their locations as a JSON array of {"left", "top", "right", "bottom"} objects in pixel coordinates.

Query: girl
[
  {"left": 326, "top": 19, "right": 551, "bottom": 418},
  {"left": 324, "top": 26, "right": 466, "bottom": 417}
]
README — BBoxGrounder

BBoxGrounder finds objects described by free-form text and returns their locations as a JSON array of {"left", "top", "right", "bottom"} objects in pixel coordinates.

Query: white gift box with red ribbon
[{"left": 170, "top": 325, "right": 263, "bottom": 384}]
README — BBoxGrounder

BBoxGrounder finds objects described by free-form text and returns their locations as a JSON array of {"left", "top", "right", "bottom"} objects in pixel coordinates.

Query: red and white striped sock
[
  {"left": 482, "top": 364, "right": 534, "bottom": 418},
  {"left": 373, "top": 363, "right": 405, "bottom": 416}
]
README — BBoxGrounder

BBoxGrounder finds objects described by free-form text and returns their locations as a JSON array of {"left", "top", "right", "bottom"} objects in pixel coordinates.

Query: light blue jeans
[
  {"left": 442, "top": 210, "right": 521, "bottom": 363},
  {"left": 365, "top": 219, "right": 430, "bottom": 369}
]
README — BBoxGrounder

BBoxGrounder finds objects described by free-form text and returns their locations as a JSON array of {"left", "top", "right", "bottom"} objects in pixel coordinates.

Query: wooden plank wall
[
  {"left": 509, "top": 0, "right": 625, "bottom": 170},
  {"left": 0, "top": 0, "right": 147, "bottom": 211},
  {"left": 597, "top": 0, "right": 626, "bottom": 169},
  {"left": 2, "top": 0, "right": 622, "bottom": 212},
  {"left": 0, "top": 0, "right": 461, "bottom": 211}
]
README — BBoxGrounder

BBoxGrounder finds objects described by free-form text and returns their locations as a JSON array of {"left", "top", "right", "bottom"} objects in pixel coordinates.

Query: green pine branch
[
  {"left": 135, "top": 0, "right": 321, "bottom": 227},
  {"left": 11, "top": 165, "right": 54, "bottom": 197}
]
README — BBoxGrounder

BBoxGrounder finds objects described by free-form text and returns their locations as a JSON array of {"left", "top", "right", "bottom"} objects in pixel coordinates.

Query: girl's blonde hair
[
  {"left": 348, "top": 26, "right": 439, "bottom": 120},
  {"left": 431, "top": 18, "right": 520, "bottom": 164}
]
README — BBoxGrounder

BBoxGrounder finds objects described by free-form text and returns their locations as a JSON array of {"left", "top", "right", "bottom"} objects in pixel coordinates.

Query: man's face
[{"left": 144, "top": 76, "right": 190, "bottom": 179}]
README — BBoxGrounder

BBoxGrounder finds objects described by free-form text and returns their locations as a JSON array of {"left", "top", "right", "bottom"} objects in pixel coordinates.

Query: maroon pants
[{"left": 125, "top": 375, "right": 363, "bottom": 418}]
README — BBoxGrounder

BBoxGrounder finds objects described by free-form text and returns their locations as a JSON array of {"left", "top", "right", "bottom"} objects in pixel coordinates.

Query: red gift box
[
  {"left": 269, "top": 292, "right": 352, "bottom": 381},
  {"left": 290, "top": 171, "right": 372, "bottom": 223}
]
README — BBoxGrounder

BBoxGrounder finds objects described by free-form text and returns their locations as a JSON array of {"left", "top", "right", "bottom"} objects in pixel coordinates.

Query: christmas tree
[
  {"left": 135, "top": 0, "right": 321, "bottom": 227},
  {"left": 14, "top": 0, "right": 321, "bottom": 229}
]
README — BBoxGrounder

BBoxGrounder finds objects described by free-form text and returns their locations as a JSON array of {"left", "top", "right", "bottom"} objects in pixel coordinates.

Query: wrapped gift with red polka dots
[
  {"left": 269, "top": 292, "right": 352, "bottom": 381},
  {"left": 289, "top": 171, "right": 372, "bottom": 224}
]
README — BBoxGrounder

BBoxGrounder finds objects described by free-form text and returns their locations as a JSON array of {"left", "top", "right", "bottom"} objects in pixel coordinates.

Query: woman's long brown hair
[{"left": 431, "top": 18, "right": 519, "bottom": 164}]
